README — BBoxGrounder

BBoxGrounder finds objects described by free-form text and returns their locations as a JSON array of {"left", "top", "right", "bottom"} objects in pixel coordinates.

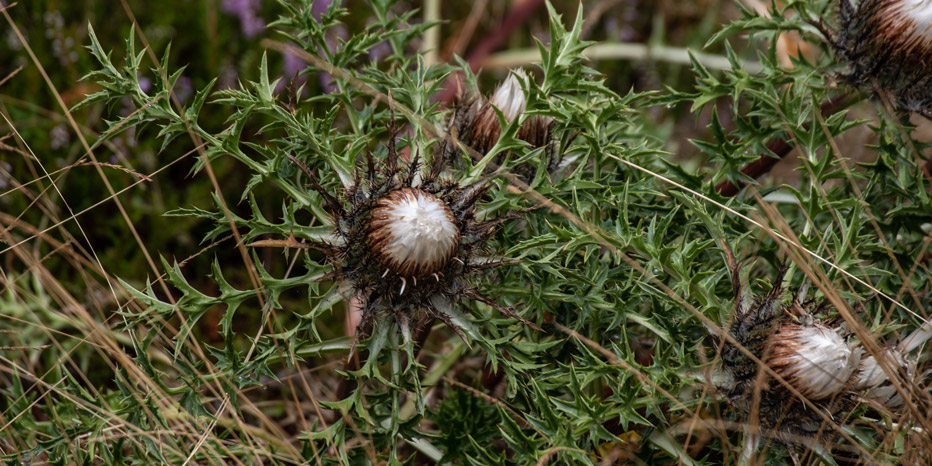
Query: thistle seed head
[
  {"left": 766, "top": 324, "right": 860, "bottom": 400},
  {"left": 368, "top": 188, "right": 460, "bottom": 277}
]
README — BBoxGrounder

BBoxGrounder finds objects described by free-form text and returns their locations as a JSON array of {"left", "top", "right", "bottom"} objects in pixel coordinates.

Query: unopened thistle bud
[
  {"left": 837, "top": 0, "right": 932, "bottom": 114},
  {"left": 459, "top": 70, "right": 530, "bottom": 156},
  {"left": 441, "top": 70, "right": 555, "bottom": 175},
  {"left": 368, "top": 188, "right": 460, "bottom": 277},
  {"left": 766, "top": 324, "right": 859, "bottom": 400}
]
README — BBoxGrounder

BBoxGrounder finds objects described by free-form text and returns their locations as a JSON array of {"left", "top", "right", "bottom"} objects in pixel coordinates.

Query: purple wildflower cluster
[
  {"left": 219, "top": 0, "right": 358, "bottom": 95},
  {"left": 277, "top": 0, "right": 346, "bottom": 94},
  {"left": 312, "top": 0, "right": 332, "bottom": 20},
  {"left": 221, "top": 0, "right": 265, "bottom": 38},
  {"left": 44, "top": 10, "right": 79, "bottom": 65}
]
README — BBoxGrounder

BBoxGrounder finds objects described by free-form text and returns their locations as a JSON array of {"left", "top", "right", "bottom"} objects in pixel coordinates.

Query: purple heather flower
[
  {"left": 275, "top": 51, "right": 308, "bottom": 94},
  {"left": 49, "top": 124, "right": 70, "bottom": 150},
  {"left": 368, "top": 40, "right": 392, "bottom": 62},
  {"left": 319, "top": 72, "right": 337, "bottom": 94},
  {"left": 283, "top": 52, "right": 307, "bottom": 78},
  {"left": 312, "top": 0, "right": 333, "bottom": 21},
  {"left": 173, "top": 76, "right": 194, "bottom": 104},
  {"left": 222, "top": 0, "right": 266, "bottom": 38},
  {"left": 137, "top": 75, "right": 152, "bottom": 94}
]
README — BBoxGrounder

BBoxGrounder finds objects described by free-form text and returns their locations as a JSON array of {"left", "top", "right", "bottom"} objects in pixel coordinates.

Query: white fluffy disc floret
[
  {"left": 367, "top": 188, "right": 460, "bottom": 278},
  {"left": 489, "top": 69, "right": 528, "bottom": 123},
  {"left": 765, "top": 324, "right": 860, "bottom": 400},
  {"left": 879, "top": 0, "right": 932, "bottom": 46}
]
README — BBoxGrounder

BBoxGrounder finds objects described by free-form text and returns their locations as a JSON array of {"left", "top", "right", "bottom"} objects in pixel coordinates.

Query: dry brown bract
[{"left": 719, "top": 272, "right": 857, "bottom": 445}]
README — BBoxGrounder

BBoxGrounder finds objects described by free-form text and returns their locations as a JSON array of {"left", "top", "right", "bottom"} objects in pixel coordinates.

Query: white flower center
[
  {"left": 880, "top": 0, "right": 932, "bottom": 46},
  {"left": 767, "top": 325, "right": 859, "bottom": 400},
  {"left": 368, "top": 188, "right": 460, "bottom": 277}
]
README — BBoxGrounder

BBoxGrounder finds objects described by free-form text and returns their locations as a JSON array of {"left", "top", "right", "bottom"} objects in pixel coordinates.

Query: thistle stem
[
  {"left": 334, "top": 319, "right": 373, "bottom": 401},
  {"left": 334, "top": 315, "right": 435, "bottom": 400}
]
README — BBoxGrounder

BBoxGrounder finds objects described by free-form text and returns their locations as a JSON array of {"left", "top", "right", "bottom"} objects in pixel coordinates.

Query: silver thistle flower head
[{"left": 300, "top": 120, "right": 536, "bottom": 339}]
